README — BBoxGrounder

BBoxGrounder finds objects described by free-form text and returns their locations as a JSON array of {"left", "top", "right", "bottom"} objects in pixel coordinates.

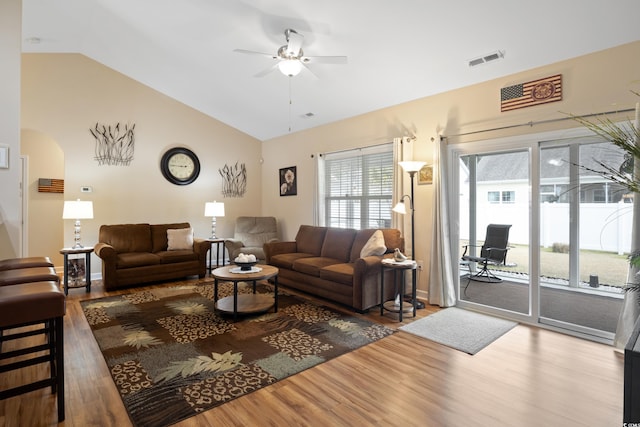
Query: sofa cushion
[
  {"left": 151, "top": 223, "right": 191, "bottom": 253},
  {"left": 270, "top": 253, "right": 315, "bottom": 269},
  {"left": 116, "top": 252, "right": 161, "bottom": 269},
  {"left": 167, "top": 227, "right": 194, "bottom": 251},
  {"left": 293, "top": 257, "right": 344, "bottom": 277},
  {"left": 100, "top": 224, "right": 152, "bottom": 253},
  {"left": 156, "top": 250, "right": 199, "bottom": 264},
  {"left": 295, "top": 225, "right": 328, "bottom": 256},
  {"left": 320, "top": 228, "right": 356, "bottom": 262},
  {"left": 359, "top": 229, "right": 387, "bottom": 257},
  {"left": 319, "top": 263, "right": 354, "bottom": 286}
]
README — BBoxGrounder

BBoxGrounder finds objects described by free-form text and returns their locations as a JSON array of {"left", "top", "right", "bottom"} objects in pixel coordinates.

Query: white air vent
[{"left": 468, "top": 50, "right": 505, "bottom": 67}]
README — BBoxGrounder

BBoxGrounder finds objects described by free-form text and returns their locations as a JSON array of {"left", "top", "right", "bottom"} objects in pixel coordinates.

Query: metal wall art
[
  {"left": 89, "top": 122, "right": 136, "bottom": 165},
  {"left": 219, "top": 162, "right": 247, "bottom": 197}
]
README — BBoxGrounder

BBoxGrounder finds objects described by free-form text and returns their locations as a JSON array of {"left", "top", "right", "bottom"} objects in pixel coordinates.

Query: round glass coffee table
[{"left": 211, "top": 264, "right": 279, "bottom": 321}]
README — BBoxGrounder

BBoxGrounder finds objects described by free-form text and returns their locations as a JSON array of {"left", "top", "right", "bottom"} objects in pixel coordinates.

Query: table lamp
[
  {"left": 204, "top": 201, "right": 225, "bottom": 239},
  {"left": 62, "top": 199, "right": 94, "bottom": 248}
]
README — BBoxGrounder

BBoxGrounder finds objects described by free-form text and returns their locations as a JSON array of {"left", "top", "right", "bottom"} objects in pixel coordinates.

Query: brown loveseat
[
  {"left": 264, "top": 225, "right": 404, "bottom": 312},
  {"left": 94, "top": 222, "right": 209, "bottom": 291}
]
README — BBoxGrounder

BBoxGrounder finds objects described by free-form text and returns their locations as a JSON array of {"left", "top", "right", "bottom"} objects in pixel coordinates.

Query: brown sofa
[
  {"left": 264, "top": 225, "right": 404, "bottom": 312},
  {"left": 94, "top": 222, "right": 209, "bottom": 291}
]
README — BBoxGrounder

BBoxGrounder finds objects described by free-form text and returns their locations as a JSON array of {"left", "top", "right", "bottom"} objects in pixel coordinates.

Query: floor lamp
[{"left": 393, "top": 161, "right": 426, "bottom": 308}]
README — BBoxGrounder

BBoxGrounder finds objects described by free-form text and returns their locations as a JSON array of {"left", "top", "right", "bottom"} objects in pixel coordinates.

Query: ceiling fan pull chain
[{"left": 288, "top": 77, "right": 293, "bottom": 133}]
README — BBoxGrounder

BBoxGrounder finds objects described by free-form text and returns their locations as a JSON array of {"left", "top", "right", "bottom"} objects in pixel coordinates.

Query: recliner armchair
[{"left": 224, "top": 216, "right": 278, "bottom": 262}]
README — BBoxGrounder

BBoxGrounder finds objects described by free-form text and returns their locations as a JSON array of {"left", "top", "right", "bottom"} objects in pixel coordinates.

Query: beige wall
[
  {"left": 0, "top": 0, "right": 22, "bottom": 259},
  {"left": 21, "top": 53, "right": 263, "bottom": 275},
  {"left": 262, "top": 41, "right": 640, "bottom": 298},
  {"left": 21, "top": 130, "right": 64, "bottom": 265}
]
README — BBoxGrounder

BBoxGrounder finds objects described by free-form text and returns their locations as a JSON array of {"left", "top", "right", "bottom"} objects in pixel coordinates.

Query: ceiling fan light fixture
[{"left": 278, "top": 59, "right": 302, "bottom": 77}]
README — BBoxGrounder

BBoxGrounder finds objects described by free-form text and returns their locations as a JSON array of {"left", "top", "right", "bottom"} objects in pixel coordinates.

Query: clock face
[{"left": 160, "top": 147, "right": 200, "bottom": 185}]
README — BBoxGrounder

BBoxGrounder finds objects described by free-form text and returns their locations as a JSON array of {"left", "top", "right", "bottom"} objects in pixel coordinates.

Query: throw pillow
[
  {"left": 360, "top": 229, "right": 387, "bottom": 257},
  {"left": 167, "top": 228, "right": 194, "bottom": 251}
]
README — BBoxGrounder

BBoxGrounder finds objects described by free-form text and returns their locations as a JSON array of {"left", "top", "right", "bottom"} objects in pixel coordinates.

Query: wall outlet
[{"left": 417, "top": 260, "right": 424, "bottom": 270}]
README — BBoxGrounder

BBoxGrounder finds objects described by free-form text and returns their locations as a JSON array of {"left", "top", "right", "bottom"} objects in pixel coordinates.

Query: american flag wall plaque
[
  {"left": 500, "top": 74, "right": 562, "bottom": 112},
  {"left": 38, "top": 178, "right": 64, "bottom": 193}
]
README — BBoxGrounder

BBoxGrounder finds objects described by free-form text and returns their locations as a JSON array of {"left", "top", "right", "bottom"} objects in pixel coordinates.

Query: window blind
[{"left": 323, "top": 144, "right": 393, "bottom": 229}]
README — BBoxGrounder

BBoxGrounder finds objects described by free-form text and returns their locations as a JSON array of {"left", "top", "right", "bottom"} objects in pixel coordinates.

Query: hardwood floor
[{"left": 0, "top": 277, "right": 624, "bottom": 427}]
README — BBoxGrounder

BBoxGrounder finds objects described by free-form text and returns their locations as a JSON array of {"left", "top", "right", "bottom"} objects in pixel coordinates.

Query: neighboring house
[{"left": 460, "top": 143, "right": 633, "bottom": 253}]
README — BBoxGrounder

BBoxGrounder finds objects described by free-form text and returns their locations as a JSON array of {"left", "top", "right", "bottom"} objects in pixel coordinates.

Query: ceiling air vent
[{"left": 468, "top": 50, "right": 505, "bottom": 67}]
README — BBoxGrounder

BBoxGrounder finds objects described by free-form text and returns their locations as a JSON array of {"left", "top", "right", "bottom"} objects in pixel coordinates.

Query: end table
[
  {"left": 59, "top": 247, "right": 93, "bottom": 295},
  {"left": 204, "top": 238, "right": 226, "bottom": 274},
  {"left": 380, "top": 259, "right": 417, "bottom": 321}
]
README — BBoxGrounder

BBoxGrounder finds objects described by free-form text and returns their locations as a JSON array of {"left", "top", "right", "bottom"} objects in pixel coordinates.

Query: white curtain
[
  {"left": 428, "top": 136, "right": 457, "bottom": 307},
  {"left": 313, "top": 153, "right": 325, "bottom": 226}
]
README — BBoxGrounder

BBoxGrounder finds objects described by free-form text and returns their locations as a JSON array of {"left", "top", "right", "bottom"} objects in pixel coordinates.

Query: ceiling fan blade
[
  {"left": 254, "top": 63, "right": 279, "bottom": 78},
  {"left": 300, "top": 62, "right": 319, "bottom": 79},
  {"left": 286, "top": 30, "right": 304, "bottom": 56},
  {"left": 233, "top": 49, "right": 278, "bottom": 60},
  {"left": 302, "top": 55, "right": 348, "bottom": 65}
]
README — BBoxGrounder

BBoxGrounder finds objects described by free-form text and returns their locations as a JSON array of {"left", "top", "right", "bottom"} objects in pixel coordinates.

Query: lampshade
[
  {"left": 392, "top": 201, "right": 408, "bottom": 215},
  {"left": 278, "top": 59, "right": 302, "bottom": 77},
  {"left": 399, "top": 161, "right": 427, "bottom": 173},
  {"left": 62, "top": 200, "right": 94, "bottom": 219},
  {"left": 204, "top": 202, "right": 225, "bottom": 217}
]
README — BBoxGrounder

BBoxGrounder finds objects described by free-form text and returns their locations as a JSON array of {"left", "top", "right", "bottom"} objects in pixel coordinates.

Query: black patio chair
[{"left": 461, "top": 224, "right": 512, "bottom": 294}]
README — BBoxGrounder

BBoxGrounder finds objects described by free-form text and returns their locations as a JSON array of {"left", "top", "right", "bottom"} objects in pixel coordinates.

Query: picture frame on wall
[
  {"left": 279, "top": 166, "right": 297, "bottom": 196},
  {"left": 418, "top": 165, "right": 433, "bottom": 185}
]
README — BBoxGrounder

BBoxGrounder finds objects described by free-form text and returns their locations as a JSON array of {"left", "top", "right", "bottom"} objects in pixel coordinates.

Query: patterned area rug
[{"left": 81, "top": 280, "right": 393, "bottom": 427}]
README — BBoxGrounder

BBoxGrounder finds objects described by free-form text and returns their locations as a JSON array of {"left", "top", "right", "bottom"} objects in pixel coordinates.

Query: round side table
[{"left": 380, "top": 259, "right": 417, "bottom": 322}]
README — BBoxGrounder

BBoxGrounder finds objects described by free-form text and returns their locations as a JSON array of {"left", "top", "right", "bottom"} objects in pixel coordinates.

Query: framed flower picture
[
  {"left": 418, "top": 165, "right": 433, "bottom": 185},
  {"left": 279, "top": 166, "right": 297, "bottom": 196}
]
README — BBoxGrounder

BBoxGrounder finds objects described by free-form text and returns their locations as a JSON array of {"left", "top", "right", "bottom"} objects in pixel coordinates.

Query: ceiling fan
[{"left": 233, "top": 28, "right": 347, "bottom": 77}]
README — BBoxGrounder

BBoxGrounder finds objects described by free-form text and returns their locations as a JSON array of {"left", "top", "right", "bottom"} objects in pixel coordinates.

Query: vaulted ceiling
[{"left": 22, "top": 0, "right": 640, "bottom": 141}]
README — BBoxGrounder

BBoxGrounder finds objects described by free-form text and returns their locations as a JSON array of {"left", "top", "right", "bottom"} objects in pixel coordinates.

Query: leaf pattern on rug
[
  {"left": 123, "top": 329, "right": 163, "bottom": 349},
  {"left": 81, "top": 282, "right": 394, "bottom": 427},
  {"left": 155, "top": 350, "right": 243, "bottom": 383},
  {"left": 166, "top": 301, "right": 209, "bottom": 316},
  {"left": 328, "top": 318, "right": 363, "bottom": 336}
]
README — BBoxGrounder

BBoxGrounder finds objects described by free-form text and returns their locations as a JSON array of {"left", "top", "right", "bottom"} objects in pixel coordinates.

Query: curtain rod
[
  {"left": 447, "top": 108, "right": 636, "bottom": 138},
  {"left": 311, "top": 140, "right": 394, "bottom": 158}
]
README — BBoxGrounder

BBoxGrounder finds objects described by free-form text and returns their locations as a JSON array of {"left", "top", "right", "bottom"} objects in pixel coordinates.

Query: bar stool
[
  {"left": 0, "top": 257, "right": 54, "bottom": 271},
  {"left": 0, "top": 266, "right": 60, "bottom": 286},
  {"left": 0, "top": 281, "right": 66, "bottom": 422}
]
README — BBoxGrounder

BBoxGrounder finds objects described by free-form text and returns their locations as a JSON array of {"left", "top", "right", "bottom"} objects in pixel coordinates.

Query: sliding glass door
[
  {"left": 458, "top": 149, "right": 531, "bottom": 316},
  {"left": 539, "top": 139, "right": 627, "bottom": 338},
  {"left": 452, "top": 130, "right": 627, "bottom": 341}
]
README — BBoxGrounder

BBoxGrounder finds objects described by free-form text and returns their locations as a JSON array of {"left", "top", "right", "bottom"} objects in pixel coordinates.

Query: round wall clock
[{"left": 160, "top": 147, "right": 201, "bottom": 185}]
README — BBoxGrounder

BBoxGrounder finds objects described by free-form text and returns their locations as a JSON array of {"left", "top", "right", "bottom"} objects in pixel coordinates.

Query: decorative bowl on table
[
  {"left": 234, "top": 253, "right": 258, "bottom": 271},
  {"left": 234, "top": 261, "right": 257, "bottom": 271}
]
